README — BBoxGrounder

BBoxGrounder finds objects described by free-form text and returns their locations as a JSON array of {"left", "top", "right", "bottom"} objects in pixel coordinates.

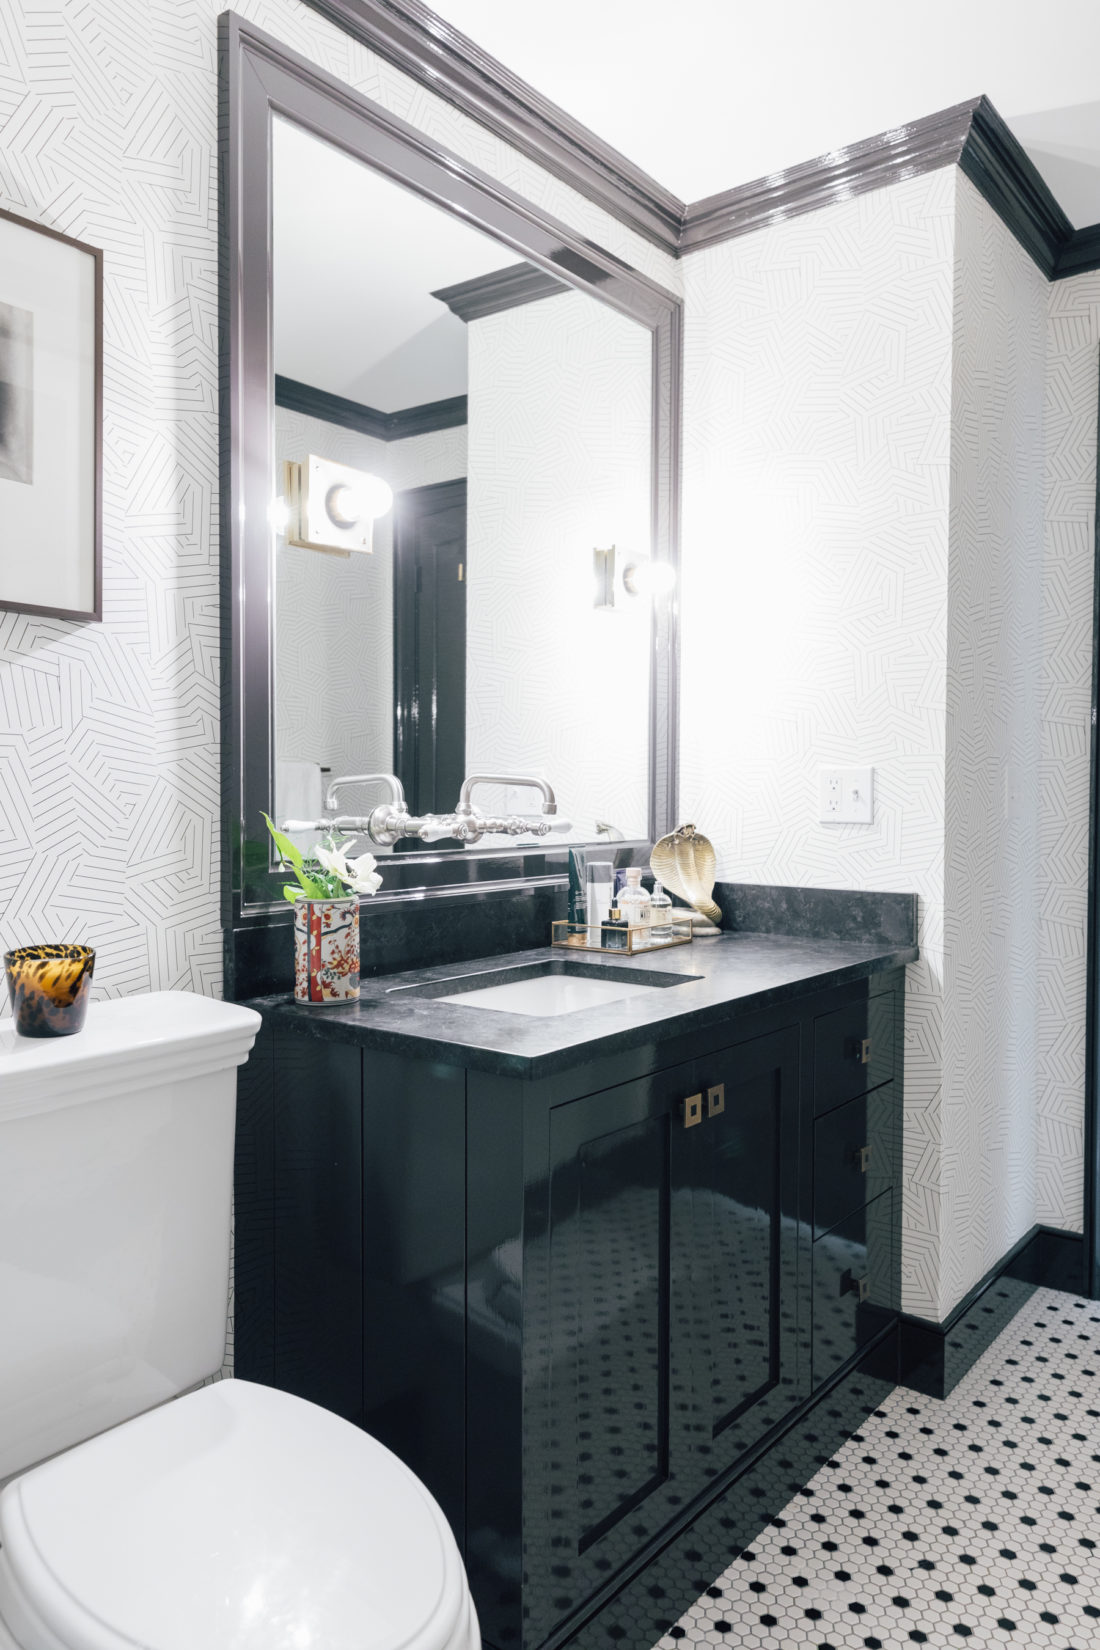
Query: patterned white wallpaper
[
  {"left": 679, "top": 168, "right": 956, "bottom": 1318},
  {"left": 1039, "top": 271, "right": 1100, "bottom": 1232},
  {"left": 0, "top": 0, "right": 674, "bottom": 1015},
  {"left": 465, "top": 289, "right": 652, "bottom": 838},
  {"left": 0, "top": 0, "right": 1095, "bottom": 1337},
  {"left": 941, "top": 173, "right": 1047, "bottom": 1316},
  {"left": 679, "top": 165, "right": 1097, "bottom": 1322}
]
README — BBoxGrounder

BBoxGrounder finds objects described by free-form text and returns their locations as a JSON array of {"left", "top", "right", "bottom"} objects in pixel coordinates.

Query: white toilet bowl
[{"left": 0, "top": 1378, "right": 479, "bottom": 1650}]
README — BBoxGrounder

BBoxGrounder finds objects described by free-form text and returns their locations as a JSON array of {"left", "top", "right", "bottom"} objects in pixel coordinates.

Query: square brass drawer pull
[
  {"left": 706, "top": 1083, "right": 725, "bottom": 1118},
  {"left": 680, "top": 1092, "right": 703, "bottom": 1128},
  {"left": 841, "top": 1269, "right": 870, "bottom": 1303},
  {"left": 855, "top": 1038, "right": 871, "bottom": 1065},
  {"left": 853, "top": 1144, "right": 871, "bottom": 1173}
]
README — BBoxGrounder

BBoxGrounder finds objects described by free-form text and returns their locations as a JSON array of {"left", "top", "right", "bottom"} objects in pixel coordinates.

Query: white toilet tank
[{"left": 0, "top": 991, "right": 260, "bottom": 1480}]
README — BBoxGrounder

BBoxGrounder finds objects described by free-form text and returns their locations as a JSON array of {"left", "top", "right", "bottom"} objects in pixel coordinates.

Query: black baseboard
[{"left": 898, "top": 1225, "right": 1085, "bottom": 1399}]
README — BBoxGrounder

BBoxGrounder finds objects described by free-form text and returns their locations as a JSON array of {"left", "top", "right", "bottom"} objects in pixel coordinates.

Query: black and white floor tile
[{"left": 652, "top": 1287, "right": 1100, "bottom": 1649}]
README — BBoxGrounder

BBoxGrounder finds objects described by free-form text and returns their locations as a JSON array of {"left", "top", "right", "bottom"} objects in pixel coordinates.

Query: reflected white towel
[{"left": 276, "top": 761, "right": 323, "bottom": 854}]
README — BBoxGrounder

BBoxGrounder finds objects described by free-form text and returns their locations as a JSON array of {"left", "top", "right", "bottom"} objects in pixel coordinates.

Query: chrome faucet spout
[{"left": 456, "top": 774, "right": 557, "bottom": 816}]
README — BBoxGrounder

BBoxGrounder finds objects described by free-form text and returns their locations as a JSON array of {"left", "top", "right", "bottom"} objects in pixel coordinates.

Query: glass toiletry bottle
[
  {"left": 649, "top": 879, "right": 674, "bottom": 941},
  {"left": 586, "top": 861, "right": 614, "bottom": 941},
  {"left": 604, "top": 905, "right": 629, "bottom": 950},
  {"left": 616, "top": 867, "right": 652, "bottom": 944}
]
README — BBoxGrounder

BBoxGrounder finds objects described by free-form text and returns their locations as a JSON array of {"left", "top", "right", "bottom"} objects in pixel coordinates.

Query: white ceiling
[
  {"left": 273, "top": 118, "right": 512, "bottom": 408},
  {"left": 429, "top": 0, "right": 1100, "bottom": 227}
]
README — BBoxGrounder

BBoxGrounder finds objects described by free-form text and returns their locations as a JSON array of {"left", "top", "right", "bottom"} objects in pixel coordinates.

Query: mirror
[{"left": 271, "top": 117, "right": 656, "bottom": 856}]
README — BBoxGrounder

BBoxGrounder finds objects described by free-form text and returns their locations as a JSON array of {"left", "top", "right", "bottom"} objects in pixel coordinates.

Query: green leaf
[
  {"left": 262, "top": 812, "right": 305, "bottom": 871},
  {"left": 282, "top": 884, "right": 303, "bottom": 903}
]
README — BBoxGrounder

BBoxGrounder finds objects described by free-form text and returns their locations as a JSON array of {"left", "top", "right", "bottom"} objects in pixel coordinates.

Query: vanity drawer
[
  {"left": 813, "top": 990, "right": 895, "bottom": 1115},
  {"left": 813, "top": 1084, "right": 894, "bottom": 1237},
  {"left": 812, "top": 1190, "right": 896, "bottom": 1386}
]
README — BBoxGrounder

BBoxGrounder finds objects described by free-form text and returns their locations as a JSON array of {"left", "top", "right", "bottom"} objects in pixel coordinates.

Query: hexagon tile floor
[{"left": 650, "top": 1286, "right": 1100, "bottom": 1649}]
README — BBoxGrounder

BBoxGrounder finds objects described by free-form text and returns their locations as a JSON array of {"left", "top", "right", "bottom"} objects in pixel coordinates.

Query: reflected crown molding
[
  {"left": 299, "top": 0, "right": 1100, "bottom": 279},
  {"left": 431, "top": 261, "right": 570, "bottom": 322},
  {"left": 274, "top": 376, "right": 467, "bottom": 440}
]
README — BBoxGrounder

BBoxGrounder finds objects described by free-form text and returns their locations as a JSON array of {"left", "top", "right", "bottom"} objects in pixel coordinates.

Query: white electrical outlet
[
  {"left": 820, "top": 767, "right": 874, "bottom": 824},
  {"left": 819, "top": 770, "right": 843, "bottom": 819}
]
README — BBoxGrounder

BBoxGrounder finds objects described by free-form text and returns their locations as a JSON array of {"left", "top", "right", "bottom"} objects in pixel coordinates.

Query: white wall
[
  {"left": 941, "top": 173, "right": 1047, "bottom": 1316},
  {"left": 273, "top": 406, "right": 466, "bottom": 808},
  {"left": 1039, "top": 270, "right": 1100, "bottom": 1230},
  {"left": 679, "top": 165, "right": 1090, "bottom": 1322},
  {"left": 679, "top": 168, "right": 956, "bottom": 1317},
  {"left": 465, "top": 289, "right": 652, "bottom": 838},
  {"left": 0, "top": 0, "right": 679, "bottom": 1010}
]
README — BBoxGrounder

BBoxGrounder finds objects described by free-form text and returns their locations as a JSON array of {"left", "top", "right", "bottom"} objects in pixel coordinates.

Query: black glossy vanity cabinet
[{"left": 236, "top": 938, "right": 910, "bottom": 1650}]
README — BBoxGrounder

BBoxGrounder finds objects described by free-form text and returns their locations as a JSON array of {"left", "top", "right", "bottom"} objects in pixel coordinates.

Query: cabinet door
[
  {"left": 679, "top": 1026, "right": 804, "bottom": 1488},
  {"left": 542, "top": 1060, "right": 696, "bottom": 1631}
]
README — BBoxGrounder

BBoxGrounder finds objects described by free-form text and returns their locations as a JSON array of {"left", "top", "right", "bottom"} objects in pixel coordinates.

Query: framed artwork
[{"left": 0, "top": 205, "right": 102, "bottom": 622}]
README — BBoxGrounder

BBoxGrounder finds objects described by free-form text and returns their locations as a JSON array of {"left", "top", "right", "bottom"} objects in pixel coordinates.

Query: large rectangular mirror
[
  {"left": 272, "top": 117, "right": 653, "bottom": 852},
  {"left": 222, "top": 17, "right": 680, "bottom": 937}
]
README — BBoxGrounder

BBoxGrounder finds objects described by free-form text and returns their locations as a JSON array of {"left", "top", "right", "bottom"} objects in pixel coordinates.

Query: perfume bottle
[
  {"left": 604, "top": 906, "right": 629, "bottom": 950},
  {"left": 585, "top": 860, "right": 614, "bottom": 940},
  {"left": 649, "top": 879, "right": 674, "bottom": 940},
  {"left": 616, "top": 867, "right": 652, "bottom": 943}
]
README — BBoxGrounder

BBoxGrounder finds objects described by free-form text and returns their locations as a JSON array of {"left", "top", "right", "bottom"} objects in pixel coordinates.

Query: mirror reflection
[{"left": 272, "top": 117, "right": 655, "bottom": 855}]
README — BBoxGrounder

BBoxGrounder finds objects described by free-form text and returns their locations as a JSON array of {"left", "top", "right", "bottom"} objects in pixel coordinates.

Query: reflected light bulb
[{"left": 325, "top": 474, "right": 394, "bottom": 527}]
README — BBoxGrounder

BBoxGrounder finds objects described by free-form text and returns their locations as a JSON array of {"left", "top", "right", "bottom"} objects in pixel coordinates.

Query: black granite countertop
[{"left": 246, "top": 929, "right": 918, "bottom": 1079}]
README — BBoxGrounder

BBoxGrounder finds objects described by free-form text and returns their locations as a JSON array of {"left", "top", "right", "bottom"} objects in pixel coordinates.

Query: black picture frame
[
  {"left": 0, "top": 204, "right": 103, "bottom": 624},
  {"left": 218, "top": 9, "right": 682, "bottom": 978}
]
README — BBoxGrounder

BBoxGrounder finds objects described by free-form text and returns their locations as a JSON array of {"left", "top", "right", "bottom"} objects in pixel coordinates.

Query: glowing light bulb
[{"left": 622, "top": 559, "right": 676, "bottom": 599}]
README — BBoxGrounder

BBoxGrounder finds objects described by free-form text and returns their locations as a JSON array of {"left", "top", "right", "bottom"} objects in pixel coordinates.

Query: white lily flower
[
  {"left": 347, "top": 856, "right": 383, "bottom": 895},
  {"left": 314, "top": 843, "right": 350, "bottom": 879}
]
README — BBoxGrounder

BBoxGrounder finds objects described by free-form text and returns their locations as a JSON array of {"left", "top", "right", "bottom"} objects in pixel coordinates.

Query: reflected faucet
[
  {"left": 282, "top": 769, "right": 568, "bottom": 849},
  {"left": 456, "top": 774, "right": 558, "bottom": 817}
]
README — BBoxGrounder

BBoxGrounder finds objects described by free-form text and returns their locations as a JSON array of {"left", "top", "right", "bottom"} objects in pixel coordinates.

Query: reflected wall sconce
[
  {"left": 283, "top": 454, "right": 394, "bottom": 557},
  {"left": 594, "top": 544, "right": 676, "bottom": 608}
]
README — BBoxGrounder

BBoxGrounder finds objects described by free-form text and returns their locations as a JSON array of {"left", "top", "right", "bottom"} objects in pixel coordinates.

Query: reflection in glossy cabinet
[{"left": 235, "top": 971, "right": 906, "bottom": 1650}]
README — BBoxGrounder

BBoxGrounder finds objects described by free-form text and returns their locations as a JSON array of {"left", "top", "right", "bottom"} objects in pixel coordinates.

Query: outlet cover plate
[{"left": 820, "top": 767, "right": 874, "bottom": 824}]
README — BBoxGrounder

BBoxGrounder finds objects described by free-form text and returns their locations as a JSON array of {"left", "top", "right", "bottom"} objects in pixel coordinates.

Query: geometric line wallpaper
[
  {"left": 0, "top": 0, "right": 679, "bottom": 1024},
  {"left": 942, "top": 173, "right": 1047, "bottom": 1317},
  {"left": 0, "top": 0, "right": 1096, "bottom": 1341},
  {"left": 680, "top": 168, "right": 957, "bottom": 1319},
  {"left": 1040, "top": 268, "right": 1100, "bottom": 1233}
]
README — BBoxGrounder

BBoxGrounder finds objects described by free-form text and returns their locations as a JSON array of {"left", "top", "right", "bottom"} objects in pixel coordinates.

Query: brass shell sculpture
[{"left": 650, "top": 824, "right": 722, "bottom": 927}]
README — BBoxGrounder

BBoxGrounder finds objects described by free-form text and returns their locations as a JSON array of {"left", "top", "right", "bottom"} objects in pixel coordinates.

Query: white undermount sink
[{"left": 437, "top": 973, "right": 662, "bottom": 1017}]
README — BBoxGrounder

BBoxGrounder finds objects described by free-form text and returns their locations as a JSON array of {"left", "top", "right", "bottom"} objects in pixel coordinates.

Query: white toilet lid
[{"left": 0, "top": 1380, "right": 467, "bottom": 1650}]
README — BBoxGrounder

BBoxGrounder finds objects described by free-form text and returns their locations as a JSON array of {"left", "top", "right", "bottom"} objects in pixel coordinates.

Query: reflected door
[{"left": 393, "top": 478, "right": 467, "bottom": 817}]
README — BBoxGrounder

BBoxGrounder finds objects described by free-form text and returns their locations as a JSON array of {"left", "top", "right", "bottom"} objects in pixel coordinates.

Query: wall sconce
[
  {"left": 283, "top": 455, "right": 394, "bottom": 556},
  {"left": 594, "top": 545, "right": 676, "bottom": 608}
]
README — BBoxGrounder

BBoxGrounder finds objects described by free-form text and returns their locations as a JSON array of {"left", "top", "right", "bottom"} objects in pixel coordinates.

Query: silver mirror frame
[{"left": 219, "top": 12, "right": 682, "bottom": 955}]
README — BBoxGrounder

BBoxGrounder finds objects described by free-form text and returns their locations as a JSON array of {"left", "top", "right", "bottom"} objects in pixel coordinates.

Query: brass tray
[{"left": 551, "top": 918, "right": 693, "bottom": 955}]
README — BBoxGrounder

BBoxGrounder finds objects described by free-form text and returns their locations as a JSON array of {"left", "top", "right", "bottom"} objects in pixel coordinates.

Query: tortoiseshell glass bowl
[{"left": 4, "top": 944, "right": 96, "bottom": 1038}]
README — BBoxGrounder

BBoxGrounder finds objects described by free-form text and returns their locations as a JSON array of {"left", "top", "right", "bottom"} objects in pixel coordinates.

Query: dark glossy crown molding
[
  {"left": 299, "top": 0, "right": 1100, "bottom": 278},
  {"left": 431, "top": 260, "right": 569, "bottom": 321},
  {"left": 275, "top": 375, "right": 467, "bottom": 439},
  {"left": 299, "top": 0, "right": 683, "bottom": 253}
]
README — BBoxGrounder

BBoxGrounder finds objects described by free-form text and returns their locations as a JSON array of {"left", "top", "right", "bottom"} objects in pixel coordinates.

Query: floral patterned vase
[{"left": 293, "top": 896, "right": 360, "bottom": 1003}]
